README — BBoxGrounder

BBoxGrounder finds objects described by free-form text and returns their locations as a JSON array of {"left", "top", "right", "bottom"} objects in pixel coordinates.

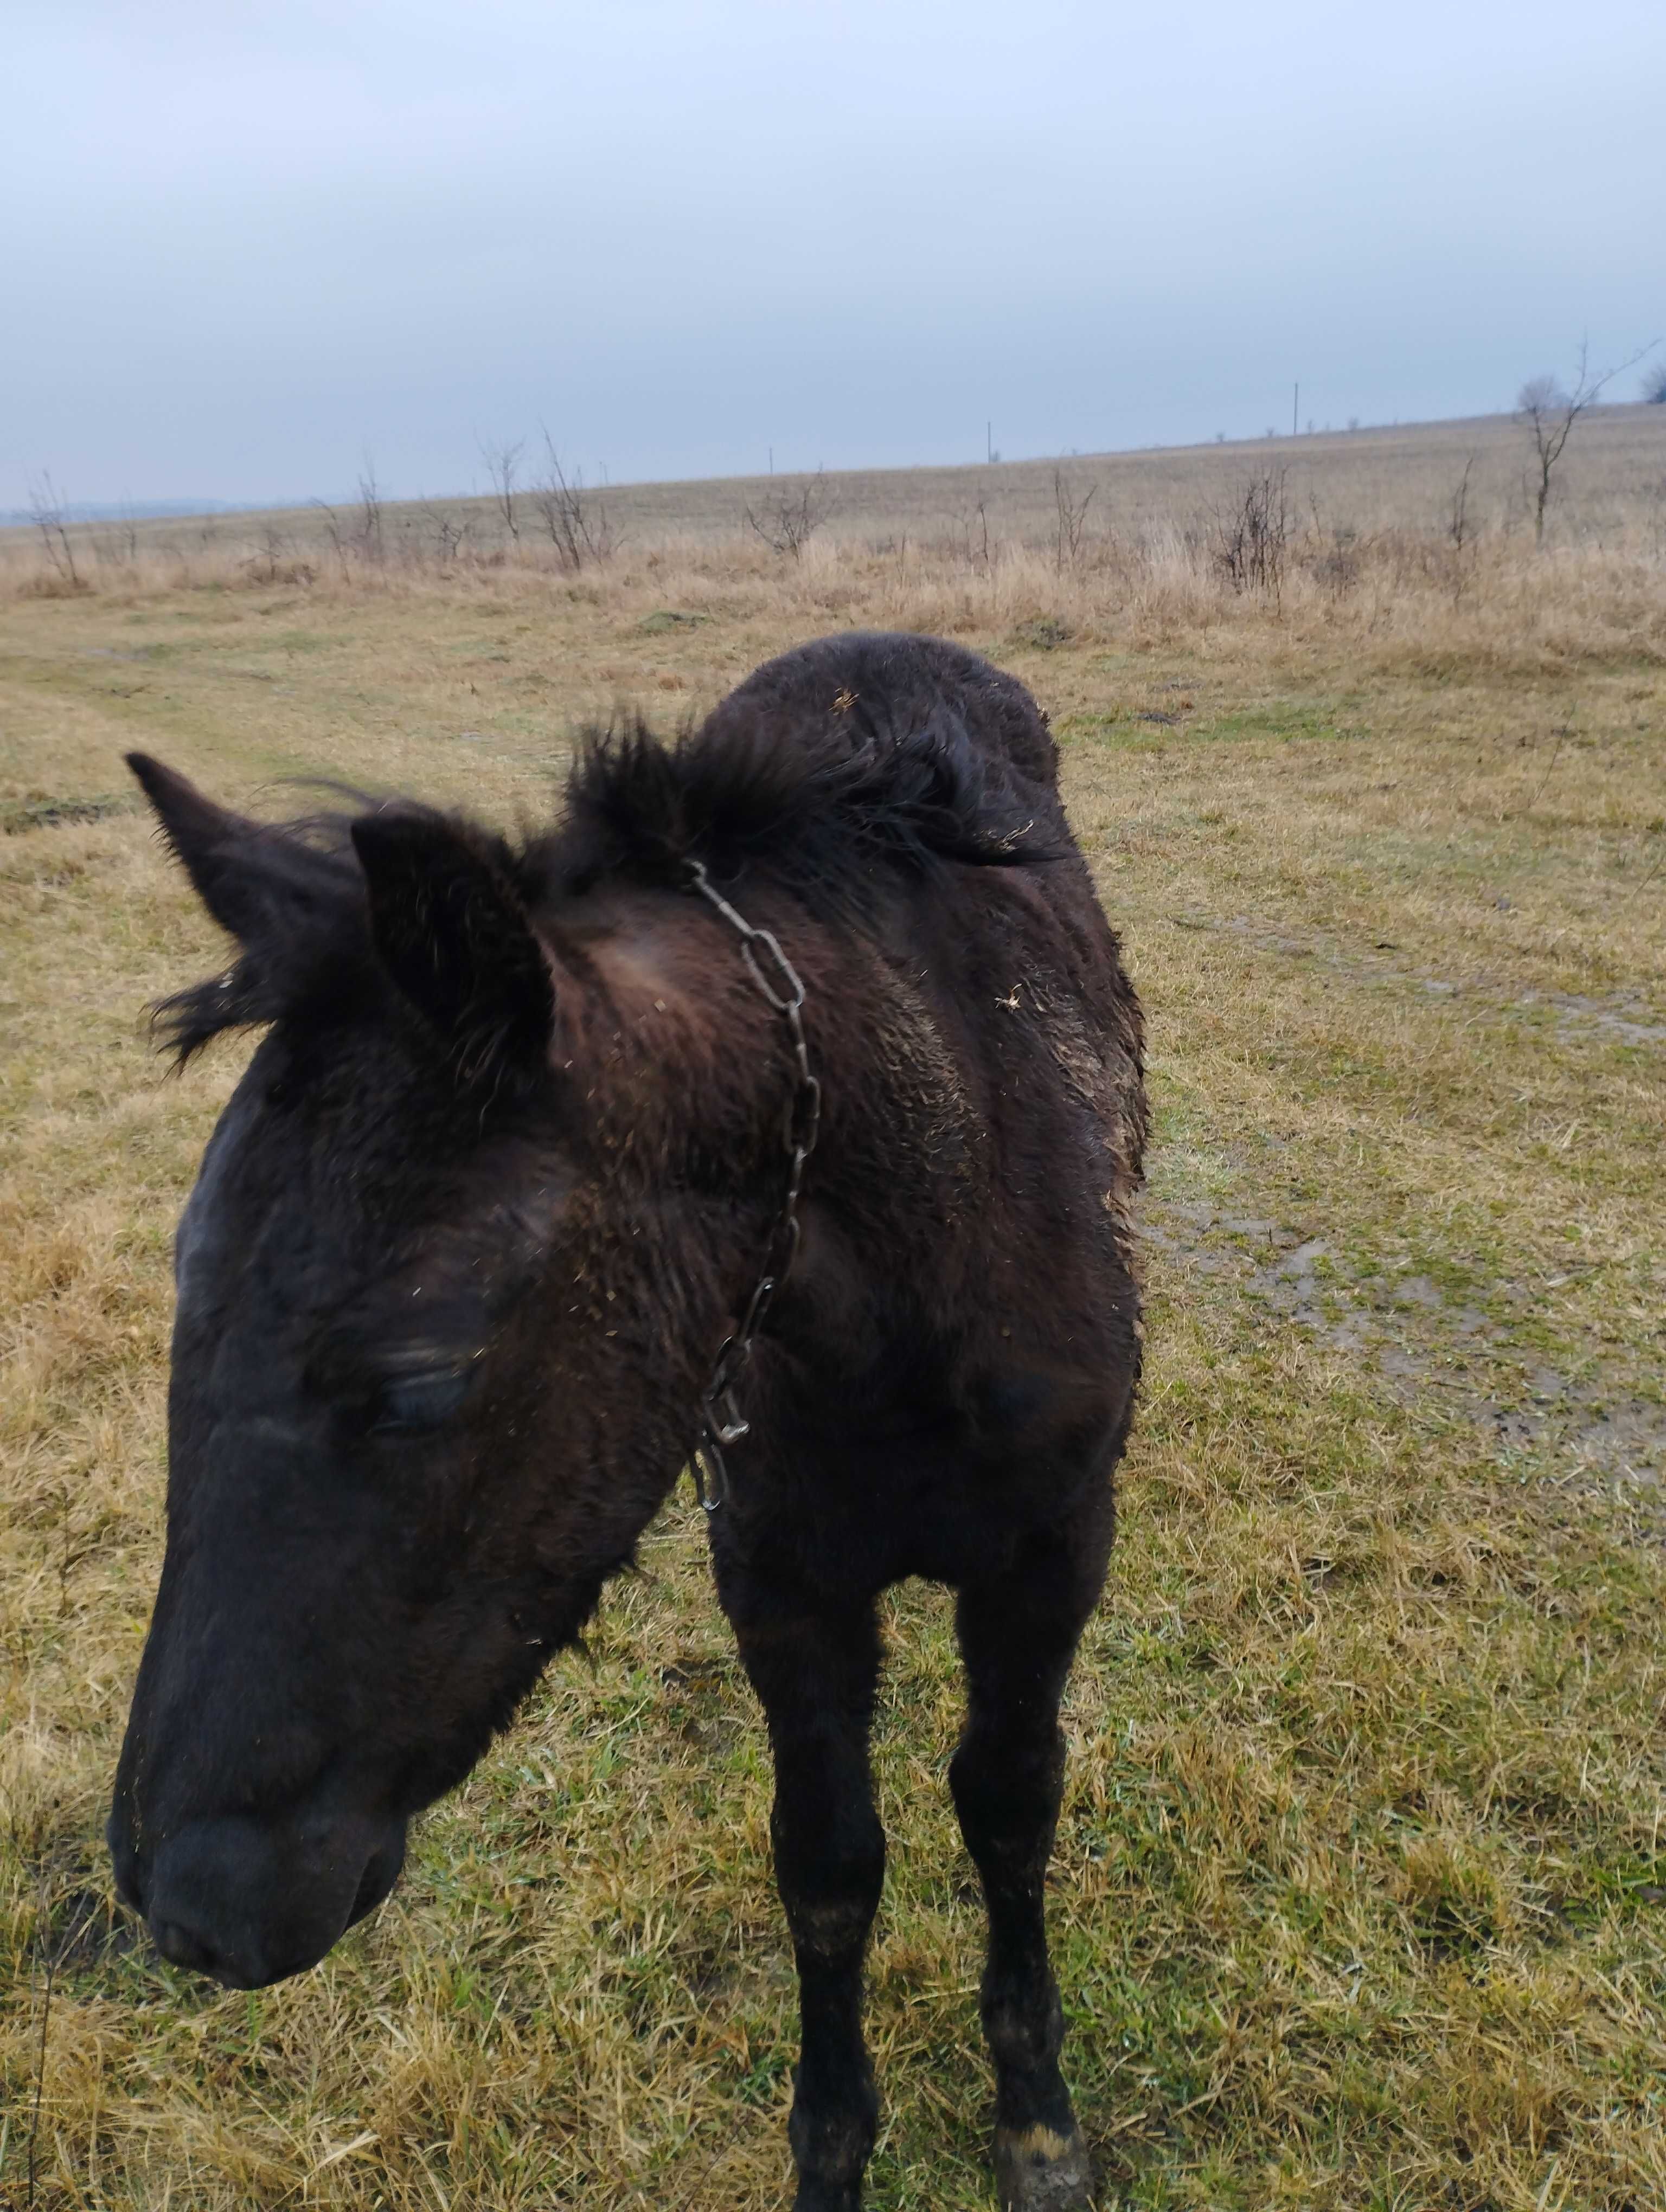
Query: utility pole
[
  {"left": 986, "top": 420, "right": 992, "bottom": 464},
  {"left": 1292, "top": 383, "right": 1299, "bottom": 438}
]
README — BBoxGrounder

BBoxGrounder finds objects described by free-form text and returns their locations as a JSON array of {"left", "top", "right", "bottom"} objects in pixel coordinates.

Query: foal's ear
[
  {"left": 126, "top": 752, "right": 343, "bottom": 943},
  {"left": 350, "top": 812, "right": 554, "bottom": 1076}
]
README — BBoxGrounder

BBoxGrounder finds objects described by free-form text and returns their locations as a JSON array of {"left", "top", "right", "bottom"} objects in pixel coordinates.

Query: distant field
[
  {"left": 5, "top": 402, "right": 1665, "bottom": 584},
  {"left": 2, "top": 413, "right": 1664, "bottom": 2209}
]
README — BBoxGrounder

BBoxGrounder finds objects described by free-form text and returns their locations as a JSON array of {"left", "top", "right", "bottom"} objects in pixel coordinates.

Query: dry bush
[
  {"left": 744, "top": 471, "right": 837, "bottom": 560},
  {"left": 478, "top": 436, "right": 524, "bottom": 542},
  {"left": 1052, "top": 467, "right": 1097, "bottom": 572},
  {"left": 24, "top": 475, "right": 86, "bottom": 594},
  {"left": 1210, "top": 469, "right": 1290, "bottom": 597},
  {"left": 532, "top": 436, "right": 617, "bottom": 571}
]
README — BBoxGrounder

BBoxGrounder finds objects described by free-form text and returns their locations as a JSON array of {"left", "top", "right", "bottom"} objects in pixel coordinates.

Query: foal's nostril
[
  {"left": 152, "top": 1916, "right": 221, "bottom": 1977},
  {"left": 345, "top": 1828, "right": 406, "bottom": 1928},
  {"left": 145, "top": 1896, "right": 277, "bottom": 1990}
]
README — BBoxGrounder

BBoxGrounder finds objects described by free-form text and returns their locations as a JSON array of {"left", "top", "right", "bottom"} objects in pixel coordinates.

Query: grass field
[
  {"left": 3, "top": 410, "right": 1665, "bottom": 2209},
  {"left": 8, "top": 402, "right": 1666, "bottom": 588}
]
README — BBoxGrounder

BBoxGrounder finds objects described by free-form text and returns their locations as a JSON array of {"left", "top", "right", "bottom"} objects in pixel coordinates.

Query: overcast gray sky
[{"left": 4, "top": 0, "right": 1663, "bottom": 509}]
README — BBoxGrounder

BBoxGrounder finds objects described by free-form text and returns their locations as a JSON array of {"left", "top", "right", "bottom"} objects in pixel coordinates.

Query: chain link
[{"left": 681, "top": 859, "right": 820, "bottom": 1512}]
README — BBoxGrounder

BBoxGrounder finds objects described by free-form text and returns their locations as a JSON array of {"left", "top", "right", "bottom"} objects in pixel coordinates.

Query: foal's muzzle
[{"left": 110, "top": 1803, "right": 406, "bottom": 1989}]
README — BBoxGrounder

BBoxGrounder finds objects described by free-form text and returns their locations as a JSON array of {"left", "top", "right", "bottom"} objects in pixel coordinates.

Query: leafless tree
[
  {"left": 1448, "top": 455, "right": 1477, "bottom": 552},
  {"left": 479, "top": 436, "right": 524, "bottom": 543},
  {"left": 422, "top": 504, "right": 468, "bottom": 567},
  {"left": 1210, "top": 470, "right": 1289, "bottom": 597},
  {"left": 27, "top": 474, "right": 82, "bottom": 590},
  {"left": 1436, "top": 454, "right": 1482, "bottom": 606},
  {"left": 91, "top": 509, "right": 135, "bottom": 571},
  {"left": 1051, "top": 469, "right": 1097, "bottom": 573},
  {"left": 533, "top": 434, "right": 616, "bottom": 571},
  {"left": 952, "top": 497, "right": 991, "bottom": 570},
  {"left": 1517, "top": 340, "right": 1654, "bottom": 544},
  {"left": 94, "top": 500, "right": 139, "bottom": 569},
  {"left": 1643, "top": 362, "right": 1666, "bottom": 405},
  {"left": 356, "top": 461, "right": 385, "bottom": 564},
  {"left": 745, "top": 471, "right": 836, "bottom": 560},
  {"left": 311, "top": 499, "right": 351, "bottom": 581}
]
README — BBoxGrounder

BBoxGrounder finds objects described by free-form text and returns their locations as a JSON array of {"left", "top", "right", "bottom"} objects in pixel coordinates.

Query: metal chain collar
[{"left": 680, "top": 859, "right": 821, "bottom": 1512}]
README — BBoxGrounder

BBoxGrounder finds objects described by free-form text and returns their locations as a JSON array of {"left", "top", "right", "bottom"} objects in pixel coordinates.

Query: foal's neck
[{"left": 548, "top": 872, "right": 976, "bottom": 1256}]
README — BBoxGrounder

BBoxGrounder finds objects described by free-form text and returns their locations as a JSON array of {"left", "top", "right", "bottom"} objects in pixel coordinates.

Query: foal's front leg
[
  {"left": 733, "top": 1599, "right": 885, "bottom": 2212},
  {"left": 951, "top": 1515, "right": 1112, "bottom": 2212}
]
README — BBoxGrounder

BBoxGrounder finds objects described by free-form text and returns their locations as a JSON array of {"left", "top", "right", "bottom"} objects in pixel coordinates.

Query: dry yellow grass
[{"left": 3, "top": 418, "right": 1664, "bottom": 2209}]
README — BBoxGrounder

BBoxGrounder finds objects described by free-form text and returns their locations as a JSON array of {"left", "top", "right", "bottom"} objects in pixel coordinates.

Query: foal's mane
[
  {"left": 541, "top": 685, "right": 1045, "bottom": 914},
  {"left": 154, "top": 643, "right": 1050, "bottom": 1068}
]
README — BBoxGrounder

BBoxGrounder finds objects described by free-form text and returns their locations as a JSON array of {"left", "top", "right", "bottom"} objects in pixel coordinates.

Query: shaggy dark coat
[{"left": 109, "top": 633, "right": 1145, "bottom": 2212}]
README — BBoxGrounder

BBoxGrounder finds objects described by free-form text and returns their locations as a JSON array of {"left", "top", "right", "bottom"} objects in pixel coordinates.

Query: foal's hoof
[{"left": 993, "top": 2121, "right": 1093, "bottom": 2211}]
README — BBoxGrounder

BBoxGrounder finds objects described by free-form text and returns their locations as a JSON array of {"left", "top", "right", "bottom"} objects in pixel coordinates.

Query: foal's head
[{"left": 110, "top": 756, "right": 734, "bottom": 1989}]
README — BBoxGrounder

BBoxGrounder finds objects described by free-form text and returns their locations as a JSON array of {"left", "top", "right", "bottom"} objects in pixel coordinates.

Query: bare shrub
[
  {"left": 479, "top": 437, "right": 524, "bottom": 543},
  {"left": 533, "top": 436, "right": 616, "bottom": 571},
  {"left": 421, "top": 505, "right": 471, "bottom": 568},
  {"left": 240, "top": 523, "right": 313, "bottom": 587},
  {"left": 1448, "top": 456, "right": 1477, "bottom": 552},
  {"left": 311, "top": 499, "right": 351, "bottom": 582},
  {"left": 1309, "top": 525, "right": 1363, "bottom": 599},
  {"left": 93, "top": 504, "right": 140, "bottom": 572},
  {"left": 1642, "top": 363, "right": 1666, "bottom": 405},
  {"left": 1052, "top": 469, "right": 1097, "bottom": 573},
  {"left": 1438, "top": 456, "right": 1482, "bottom": 605},
  {"left": 948, "top": 499, "right": 991, "bottom": 571},
  {"left": 1212, "top": 470, "right": 1289, "bottom": 597},
  {"left": 305, "top": 472, "right": 386, "bottom": 578},
  {"left": 746, "top": 472, "right": 835, "bottom": 560},
  {"left": 356, "top": 463, "right": 385, "bottom": 565},
  {"left": 27, "top": 474, "right": 84, "bottom": 593}
]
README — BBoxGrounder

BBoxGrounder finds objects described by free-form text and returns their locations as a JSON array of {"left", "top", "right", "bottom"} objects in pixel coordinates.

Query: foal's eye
[{"left": 373, "top": 1369, "right": 472, "bottom": 1433}]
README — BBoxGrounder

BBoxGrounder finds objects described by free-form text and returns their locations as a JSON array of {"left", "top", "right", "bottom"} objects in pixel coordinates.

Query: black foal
[{"left": 112, "top": 632, "right": 1145, "bottom": 2209}]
